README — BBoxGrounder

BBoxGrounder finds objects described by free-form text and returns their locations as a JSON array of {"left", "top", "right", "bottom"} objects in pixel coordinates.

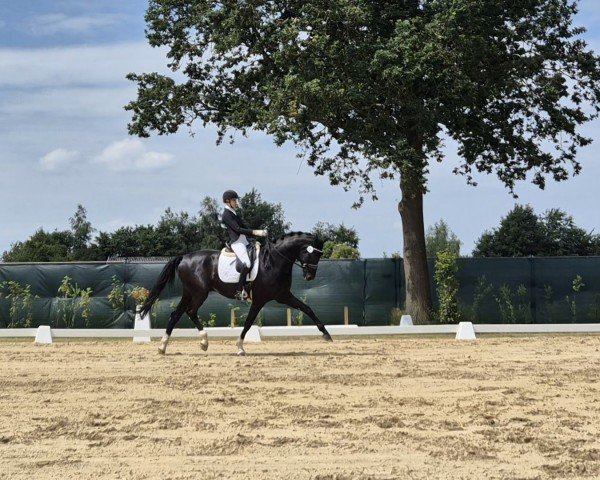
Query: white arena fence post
[
  {"left": 133, "top": 306, "right": 152, "bottom": 344},
  {"left": 455, "top": 322, "right": 476, "bottom": 341},
  {"left": 34, "top": 325, "right": 53, "bottom": 345}
]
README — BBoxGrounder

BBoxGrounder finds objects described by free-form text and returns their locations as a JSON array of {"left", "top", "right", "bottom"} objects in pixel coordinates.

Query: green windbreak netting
[
  {"left": 364, "top": 259, "right": 400, "bottom": 326},
  {"left": 451, "top": 258, "right": 532, "bottom": 323},
  {"left": 532, "top": 257, "right": 600, "bottom": 323},
  {"left": 0, "top": 263, "right": 128, "bottom": 328},
  {"left": 1, "top": 256, "right": 599, "bottom": 327}
]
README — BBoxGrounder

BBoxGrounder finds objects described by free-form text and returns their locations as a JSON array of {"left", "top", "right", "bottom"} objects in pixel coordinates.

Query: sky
[{"left": 1, "top": 1, "right": 599, "bottom": 258}]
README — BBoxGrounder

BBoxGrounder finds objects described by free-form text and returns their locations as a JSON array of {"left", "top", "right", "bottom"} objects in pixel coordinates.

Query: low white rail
[{"left": 2, "top": 323, "right": 600, "bottom": 339}]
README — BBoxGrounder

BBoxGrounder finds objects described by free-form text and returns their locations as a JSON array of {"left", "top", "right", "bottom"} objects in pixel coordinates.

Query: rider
[{"left": 221, "top": 190, "right": 268, "bottom": 300}]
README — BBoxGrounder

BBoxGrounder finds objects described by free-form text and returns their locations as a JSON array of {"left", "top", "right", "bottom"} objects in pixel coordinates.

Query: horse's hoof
[
  {"left": 200, "top": 343, "right": 209, "bottom": 352},
  {"left": 237, "top": 350, "right": 246, "bottom": 356},
  {"left": 158, "top": 347, "right": 166, "bottom": 355},
  {"left": 323, "top": 333, "right": 333, "bottom": 343}
]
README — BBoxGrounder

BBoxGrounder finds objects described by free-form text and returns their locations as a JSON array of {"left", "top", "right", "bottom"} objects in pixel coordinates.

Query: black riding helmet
[{"left": 222, "top": 190, "right": 239, "bottom": 202}]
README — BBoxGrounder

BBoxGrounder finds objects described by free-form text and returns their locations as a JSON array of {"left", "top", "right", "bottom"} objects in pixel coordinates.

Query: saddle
[
  {"left": 218, "top": 242, "right": 261, "bottom": 284},
  {"left": 221, "top": 242, "right": 259, "bottom": 273}
]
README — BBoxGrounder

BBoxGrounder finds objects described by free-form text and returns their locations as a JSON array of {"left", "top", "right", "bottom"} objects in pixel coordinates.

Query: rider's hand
[{"left": 253, "top": 229, "right": 268, "bottom": 237}]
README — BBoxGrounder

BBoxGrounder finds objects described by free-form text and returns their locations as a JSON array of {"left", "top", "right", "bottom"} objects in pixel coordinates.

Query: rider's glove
[{"left": 252, "top": 229, "right": 268, "bottom": 237}]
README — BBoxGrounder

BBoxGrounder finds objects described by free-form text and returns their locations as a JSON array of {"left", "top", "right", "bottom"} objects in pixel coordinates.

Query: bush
[
  {"left": 434, "top": 250, "right": 460, "bottom": 323},
  {"left": 330, "top": 244, "right": 360, "bottom": 260}
]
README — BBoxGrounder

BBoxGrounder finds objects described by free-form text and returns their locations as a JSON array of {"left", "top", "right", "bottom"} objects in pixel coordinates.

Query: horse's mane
[{"left": 274, "top": 231, "right": 318, "bottom": 246}]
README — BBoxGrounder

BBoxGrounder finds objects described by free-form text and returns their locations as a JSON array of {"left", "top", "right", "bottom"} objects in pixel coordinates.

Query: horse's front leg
[
  {"left": 277, "top": 292, "right": 333, "bottom": 342},
  {"left": 236, "top": 301, "right": 265, "bottom": 356}
]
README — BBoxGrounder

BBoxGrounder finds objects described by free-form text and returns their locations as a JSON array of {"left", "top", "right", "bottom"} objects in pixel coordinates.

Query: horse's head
[{"left": 296, "top": 236, "right": 324, "bottom": 281}]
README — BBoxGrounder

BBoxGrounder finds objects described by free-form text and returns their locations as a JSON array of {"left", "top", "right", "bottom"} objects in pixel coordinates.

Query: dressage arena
[{"left": 1, "top": 335, "right": 599, "bottom": 480}]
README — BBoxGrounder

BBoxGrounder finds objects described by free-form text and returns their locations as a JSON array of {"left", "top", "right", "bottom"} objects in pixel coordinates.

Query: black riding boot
[{"left": 235, "top": 265, "right": 250, "bottom": 301}]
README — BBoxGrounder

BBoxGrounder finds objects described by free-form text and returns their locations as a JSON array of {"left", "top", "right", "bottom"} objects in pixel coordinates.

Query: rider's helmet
[{"left": 222, "top": 190, "right": 240, "bottom": 203}]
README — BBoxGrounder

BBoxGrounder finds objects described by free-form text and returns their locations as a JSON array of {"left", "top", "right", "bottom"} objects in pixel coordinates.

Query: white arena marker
[
  {"left": 400, "top": 315, "right": 413, "bottom": 326},
  {"left": 34, "top": 325, "right": 52, "bottom": 345},
  {"left": 244, "top": 325, "right": 262, "bottom": 343},
  {"left": 133, "top": 307, "right": 151, "bottom": 344},
  {"left": 455, "top": 322, "right": 476, "bottom": 341}
]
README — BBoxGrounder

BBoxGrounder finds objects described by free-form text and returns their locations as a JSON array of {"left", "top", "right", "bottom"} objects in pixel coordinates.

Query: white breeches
[{"left": 231, "top": 236, "right": 251, "bottom": 268}]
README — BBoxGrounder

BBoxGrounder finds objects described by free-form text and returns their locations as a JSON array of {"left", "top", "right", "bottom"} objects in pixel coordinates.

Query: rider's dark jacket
[{"left": 221, "top": 208, "right": 255, "bottom": 242}]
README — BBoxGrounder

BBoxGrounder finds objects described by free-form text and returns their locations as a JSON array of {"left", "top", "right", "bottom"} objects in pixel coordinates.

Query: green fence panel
[
  {"left": 0, "top": 263, "right": 129, "bottom": 328},
  {"left": 364, "top": 259, "right": 399, "bottom": 326},
  {"left": 452, "top": 258, "right": 532, "bottom": 323},
  {"left": 533, "top": 257, "right": 600, "bottom": 323}
]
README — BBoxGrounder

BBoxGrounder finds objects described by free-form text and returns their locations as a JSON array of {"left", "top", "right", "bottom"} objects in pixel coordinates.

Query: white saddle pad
[{"left": 217, "top": 245, "right": 260, "bottom": 283}]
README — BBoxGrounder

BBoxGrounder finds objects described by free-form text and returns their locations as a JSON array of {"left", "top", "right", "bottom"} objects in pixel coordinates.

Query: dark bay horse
[{"left": 139, "top": 232, "right": 332, "bottom": 355}]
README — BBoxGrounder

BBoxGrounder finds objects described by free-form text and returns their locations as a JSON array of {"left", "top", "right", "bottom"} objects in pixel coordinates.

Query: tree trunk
[
  {"left": 398, "top": 184, "right": 432, "bottom": 323},
  {"left": 398, "top": 127, "right": 432, "bottom": 324}
]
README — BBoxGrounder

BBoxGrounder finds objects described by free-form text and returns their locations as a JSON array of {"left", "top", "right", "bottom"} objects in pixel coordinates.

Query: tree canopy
[{"left": 473, "top": 204, "right": 599, "bottom": 257}]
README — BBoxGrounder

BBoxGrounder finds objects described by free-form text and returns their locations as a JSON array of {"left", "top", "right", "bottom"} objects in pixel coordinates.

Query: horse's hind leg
[
  {"left": 186, "top": 291, "right": 209, "bottom": 351},
  {"left": 158, "top": 292, "right": 190, "bottom": 355}
]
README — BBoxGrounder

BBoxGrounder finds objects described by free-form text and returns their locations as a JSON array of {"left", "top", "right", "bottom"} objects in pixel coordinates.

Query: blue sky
[{"left": 1, "top": 1, "right": 599, "bottom": 258}]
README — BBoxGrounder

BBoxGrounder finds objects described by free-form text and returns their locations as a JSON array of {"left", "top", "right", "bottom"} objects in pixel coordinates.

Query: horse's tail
[{"left": 139, "top": 256, "right": 183, "bottom": 317}]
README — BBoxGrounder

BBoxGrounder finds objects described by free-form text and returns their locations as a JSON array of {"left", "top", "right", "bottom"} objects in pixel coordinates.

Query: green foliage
[
  {"left": 56, "top": 276, "right": 93, "bottom": 328},
  {"left": 330, "top": 244, "right": 360, "bottom": 260},
  {"left": 239, "top": 189, "right": 290, "bottom": 240},
  {"left": 312, "top": 223, "right": 359, "bottom": 249},
  {"left": 0, "top": 281, "right": 36, "bottom": 328},
  {"left": 434, "top": 250, "right": 460, "bottom": 323},
  {"left": 69, "top": 204, "right": 94, "bottom": 258},
  {"left": 474, "top": 205, "right": 598, "bottom": 257},
  {"left": 2, "top": 228, "right": 73, "bottom": 262},
  {"left": 474, "top": 205, "right": 545, "bottom": 257},
  {"left": 589, "top": 294, "right": 600, "bottom": 322},
  {"left": 494, "top": 284, "right": 532, "bottom": 324},
  {"left": 107, "top": 276, "right": 125, "bottom": 318},
  {"left": 463, "top": 275, "right": 493, "bottom": 322},
  {"left": 565, "top": 275, "right": 585, "bottom": 322},
  {"left": 322, "top": 241, "right": 335, "bottom": 259},
  {"left": 543, "top": 285, "right": 558, "bottom": 323},
  {"left": 426, "top": 220, "right": 461, "bottom": 258},
  {"left": 197, "top": 196, "right": 227, "bottom": 250},
  {"left": 292, "top": 295, "right": 308, "bottom": 326}
]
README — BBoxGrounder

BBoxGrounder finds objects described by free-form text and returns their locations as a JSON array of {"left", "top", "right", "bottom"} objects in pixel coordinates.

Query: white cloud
[
  {"left": 30, "top": 13, "right": 123, "bottom": 36},
  {"left": 39, "top": 148, "right": 81, "bottom": 171},
  {"left": 95, "top": 138, "right": 174, "bottom": 172}
]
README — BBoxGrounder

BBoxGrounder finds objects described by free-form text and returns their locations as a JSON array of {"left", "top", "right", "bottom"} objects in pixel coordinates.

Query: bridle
[{"left": 265, "top": 239, "right": 322, "bottom": 270}]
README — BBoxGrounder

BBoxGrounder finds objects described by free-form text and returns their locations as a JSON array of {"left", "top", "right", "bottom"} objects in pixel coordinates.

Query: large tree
[{"left": 126, "top": 0, "right": 600, "bottom": 321}]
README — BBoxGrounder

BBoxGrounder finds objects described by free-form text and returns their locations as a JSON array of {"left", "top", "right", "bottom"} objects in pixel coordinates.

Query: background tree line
[
  {"left": 2, "top": 189, "right": 359, "bottom": 262},
  {"left": 425, "top": 204, "right": 599, "bottom": 259}
]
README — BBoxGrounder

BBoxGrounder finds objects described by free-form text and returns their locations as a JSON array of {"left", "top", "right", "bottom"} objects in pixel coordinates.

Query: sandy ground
[{"left": 0, "top": 335, "right": 599, "bottom": 480}]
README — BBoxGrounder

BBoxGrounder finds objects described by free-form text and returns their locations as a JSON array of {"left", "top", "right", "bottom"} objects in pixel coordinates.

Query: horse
[{"left": 139, "top": 232, "right": 333, "bottom": 355}]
